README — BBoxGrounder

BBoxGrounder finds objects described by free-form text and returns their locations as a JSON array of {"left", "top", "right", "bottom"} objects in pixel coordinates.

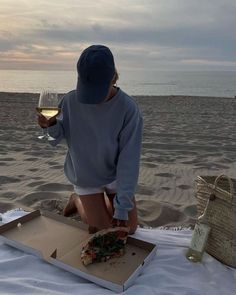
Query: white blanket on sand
[{"left": 0, "top": 210, "right": 235, "bottom": 295}]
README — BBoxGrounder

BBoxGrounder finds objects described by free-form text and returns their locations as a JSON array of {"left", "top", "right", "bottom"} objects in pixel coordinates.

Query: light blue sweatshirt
[{"left": 48, "top": 88, "right": 143, "bottom": 220}]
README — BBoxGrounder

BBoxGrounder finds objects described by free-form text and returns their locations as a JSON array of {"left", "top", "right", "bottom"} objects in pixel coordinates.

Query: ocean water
[{"left": 0, "top": 70, "right": 236, "bottom": 97}]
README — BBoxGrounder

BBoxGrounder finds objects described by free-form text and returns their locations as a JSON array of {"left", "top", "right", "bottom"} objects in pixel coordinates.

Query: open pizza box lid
[{"left": 0, "top": 209, "right": 157, "bottom": 292}]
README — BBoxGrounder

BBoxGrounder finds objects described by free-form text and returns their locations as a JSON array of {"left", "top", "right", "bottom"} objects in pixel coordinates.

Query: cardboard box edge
[
  {"left": 0, "top": 235, "right": 44, "bottom": 259},
  {"left": 50, "top": 258, "right": 123, "bottom": 293},
  {"left": 41, "top": 210, "right": 89, "bottom": 231},
  {"left": 0, "top": 210, "right": 41, "bottom": 234},
  {"left": 0, "top": 208, "right": 158, "bottom": 293},
  {"left": 123, "top": 243, "right": 158, "bottom": 291}
]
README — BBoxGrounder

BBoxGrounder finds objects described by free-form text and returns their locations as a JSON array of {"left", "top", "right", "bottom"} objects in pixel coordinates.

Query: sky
[{"left": 0, "top": 0, "right": 236, "bottom": 72}]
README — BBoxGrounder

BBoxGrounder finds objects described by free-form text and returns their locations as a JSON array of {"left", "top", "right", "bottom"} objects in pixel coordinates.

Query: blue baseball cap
[{"left": 76, "top": 45, "right": 115, "bottom": 104}]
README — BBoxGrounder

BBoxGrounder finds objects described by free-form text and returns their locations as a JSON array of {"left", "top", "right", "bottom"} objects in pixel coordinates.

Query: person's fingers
[
  {"left": 118, "top": 220, "right": 128, "bottom": 227},
  {"left": 112, "top": 219, "right": 128, "bottom": 228},
  {"left": 111, "top": 218, "right": 117, "bottom": 227},
  {"left": 37, "top": 114, "right": 49, "bottom": 128},
  {"left": 48, "top": 116, "right": 57, "bottom": 126}
]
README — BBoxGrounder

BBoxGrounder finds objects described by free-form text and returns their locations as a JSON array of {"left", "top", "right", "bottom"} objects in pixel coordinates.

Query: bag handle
[{"left": 214, "top": 174, "right": 235, "bottom": 201}]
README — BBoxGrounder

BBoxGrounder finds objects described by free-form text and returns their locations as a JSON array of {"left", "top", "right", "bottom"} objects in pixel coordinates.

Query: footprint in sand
[
  {"left": 178, "top": 184, "right": 191, "bottom": 190},
  {"left": 41, "top": 152, "right": 55, "bottom": 158},
  {"left": 0, "top": 202, "right": 15, "bottom": 213},
  {"left": 219, "top": 157, "right": 234, "bottom": 164},
  {"left": 2, "top": 157, "right": 15, "bottom": 161},
  {"left": 141, "top": 162, "right": 158, "bottom": 168},
  {"left": 25, "top": 157, "right": 38, "bottom": 161},
  {"left": 35, "top": 183, "right": 73, "bottom": 192},
  {"left": 12, "top": 147, "right": 25, "bottom": 152},
  {"left": 137, "top": 200, "right": 186, "bottom": 228},
  {"left": 0, "top": 191, "right": 19, "bottom": 200},
  {"left": 24, "top": 151, "right": 54, "bottom": 158},
  {"left": 48, "top": 161, "right": 58, "bottom": 166},
  {"left": 161, "top": 186, "right": 171, "bottom": 191},
  {"left": 136, "top": 184, "right": 155, "bottom": 195},
  {"left": 19, "top": 191, "right": 62, "bottom": 206},
  {"left": 51, "top": 165, "right": 64, "bottom": 170},
  {"left": 181, "top": 160, "right": 198, "bottom": 164},
  {"left": 27, "top": 181, "right": 46, "bottom": 188},
  {"left": 28, "top": 168, "right": 39, "bottom": 172},
  {"left": 39, "top": 199, "right": 64, "bottom": 212},
  {"left": 23, "top": 151, "right": 40, "bottom": 157},
  {"left": 0, "top": 176, "right": 21, "bottom": 185},
  {"left": 155, "top": 172, "right": 175, "bottom": 178}
]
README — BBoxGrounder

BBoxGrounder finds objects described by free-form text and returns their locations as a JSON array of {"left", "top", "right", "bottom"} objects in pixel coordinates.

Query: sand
[{"left": 1, "top": 92, "right": 236, "bottom": 228}]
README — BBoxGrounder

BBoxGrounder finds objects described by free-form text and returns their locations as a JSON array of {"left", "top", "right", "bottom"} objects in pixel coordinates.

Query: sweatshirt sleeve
[
  {"left": 47, "top": 98, "right": 65, "bottom": 146},
  {"left": 113, "top": 104, "right": 143, "bottom": 220}
]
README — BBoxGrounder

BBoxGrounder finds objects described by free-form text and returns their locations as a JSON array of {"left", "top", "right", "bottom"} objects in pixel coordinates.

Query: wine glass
[{"left": 36, "top": 90, "right": 60, "bottom": 140}]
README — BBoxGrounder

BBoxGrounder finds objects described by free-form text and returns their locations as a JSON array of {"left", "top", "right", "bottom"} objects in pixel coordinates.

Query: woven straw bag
[{"left": 196, "top": 174, "right": 236, "bottom": 268}]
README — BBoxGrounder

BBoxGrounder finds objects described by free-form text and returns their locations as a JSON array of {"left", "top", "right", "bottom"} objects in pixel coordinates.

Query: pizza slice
[{"left": 81, "top": 227, "right": 129, "bottom": 266}]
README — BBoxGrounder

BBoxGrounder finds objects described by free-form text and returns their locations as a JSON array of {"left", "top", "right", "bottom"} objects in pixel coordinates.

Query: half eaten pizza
[{"left": 81, "top": 227, "right": 129, "bottom": 266}]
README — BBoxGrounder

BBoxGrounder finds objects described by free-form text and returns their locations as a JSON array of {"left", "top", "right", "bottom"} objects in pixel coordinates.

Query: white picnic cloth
[{"left": 0, "top": 209, "right": 236, "bottom": 295}]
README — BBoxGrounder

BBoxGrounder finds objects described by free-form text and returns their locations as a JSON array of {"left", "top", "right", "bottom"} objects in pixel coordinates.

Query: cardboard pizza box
[{"left": 0, "top": 210, "right": 157, "bottom": 292}]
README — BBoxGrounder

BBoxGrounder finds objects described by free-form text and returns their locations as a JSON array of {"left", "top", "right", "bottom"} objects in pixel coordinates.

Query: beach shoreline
[{"left": 1, "top": 92, "right": 236, "bottom": 228}]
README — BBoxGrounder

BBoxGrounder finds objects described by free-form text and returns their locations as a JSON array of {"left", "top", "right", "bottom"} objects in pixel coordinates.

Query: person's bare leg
[
  {"left": 63, "top": 193, "right": 79, "bottom": 217},
  {"left": 63, "top": 192, "right": 137, "bottom": 234},
  {"left": 63, "top": 193, "right": 88, "bottom": 222},
  {"left": 104, "top": 194, "right": 114, "bottom": 218},
  {"left": 78, "top": 193, "right": 113, "bottom": 232},
  {"left": 106, "top": 193, "right": 138, "bottom": 234}
]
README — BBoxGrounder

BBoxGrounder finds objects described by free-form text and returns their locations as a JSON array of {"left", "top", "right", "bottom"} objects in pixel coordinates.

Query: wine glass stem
[
  {"left": 43, "top": 128, "right": 48, "bottom": 137},
  {"left": 45, "top": 127, "right": 55, "bottom": 141}
]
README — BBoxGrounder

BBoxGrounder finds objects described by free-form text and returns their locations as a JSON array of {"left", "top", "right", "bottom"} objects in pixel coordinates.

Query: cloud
[{"left": 0, "top": 0, "right": 236, "bottom": 70}]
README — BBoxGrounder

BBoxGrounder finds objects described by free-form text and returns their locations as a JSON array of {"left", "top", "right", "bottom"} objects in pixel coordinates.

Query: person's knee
[{"left": 129, "top": 229, "right": 136, "bottom": 235}]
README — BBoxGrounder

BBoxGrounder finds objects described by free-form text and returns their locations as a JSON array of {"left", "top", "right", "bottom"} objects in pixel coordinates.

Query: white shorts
[{"left": 74, "top": 180, "right": 117, "bottom": 196}]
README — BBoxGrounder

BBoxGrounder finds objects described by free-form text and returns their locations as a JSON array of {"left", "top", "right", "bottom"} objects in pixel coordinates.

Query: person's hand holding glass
[{"left": 36, "top": 90, "right": 60, "bottom": 140}]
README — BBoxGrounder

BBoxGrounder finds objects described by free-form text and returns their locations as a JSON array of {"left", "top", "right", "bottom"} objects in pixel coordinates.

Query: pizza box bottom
[{"left": 0, "top": 209, "right": 157, "bottom": 293}]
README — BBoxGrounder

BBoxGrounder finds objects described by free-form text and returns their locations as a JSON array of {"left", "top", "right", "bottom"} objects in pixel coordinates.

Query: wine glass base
[
  {"left": 37, "top": 134, "right": 55, "bottom": 141},
  {"left": 47, "top": 136, "right": 56, "bottom": 141},
  {"left": 38, "top": 135, "right": 46, "bottom": 140}
]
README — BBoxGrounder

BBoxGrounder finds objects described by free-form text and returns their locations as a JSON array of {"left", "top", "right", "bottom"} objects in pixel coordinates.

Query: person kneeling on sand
[{"left": 37, "top": 45, "right": 143, "bottom": 234}]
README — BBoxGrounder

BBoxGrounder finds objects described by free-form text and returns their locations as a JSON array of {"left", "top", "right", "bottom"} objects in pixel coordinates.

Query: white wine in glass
[{"left": 37, "top": 90, "right": 60, "bottom": 140}]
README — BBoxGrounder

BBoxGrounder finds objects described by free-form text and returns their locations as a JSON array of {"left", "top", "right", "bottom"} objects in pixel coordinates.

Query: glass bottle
[{"left": 186, "top": 194, "right": 214, "bottom": 263}]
